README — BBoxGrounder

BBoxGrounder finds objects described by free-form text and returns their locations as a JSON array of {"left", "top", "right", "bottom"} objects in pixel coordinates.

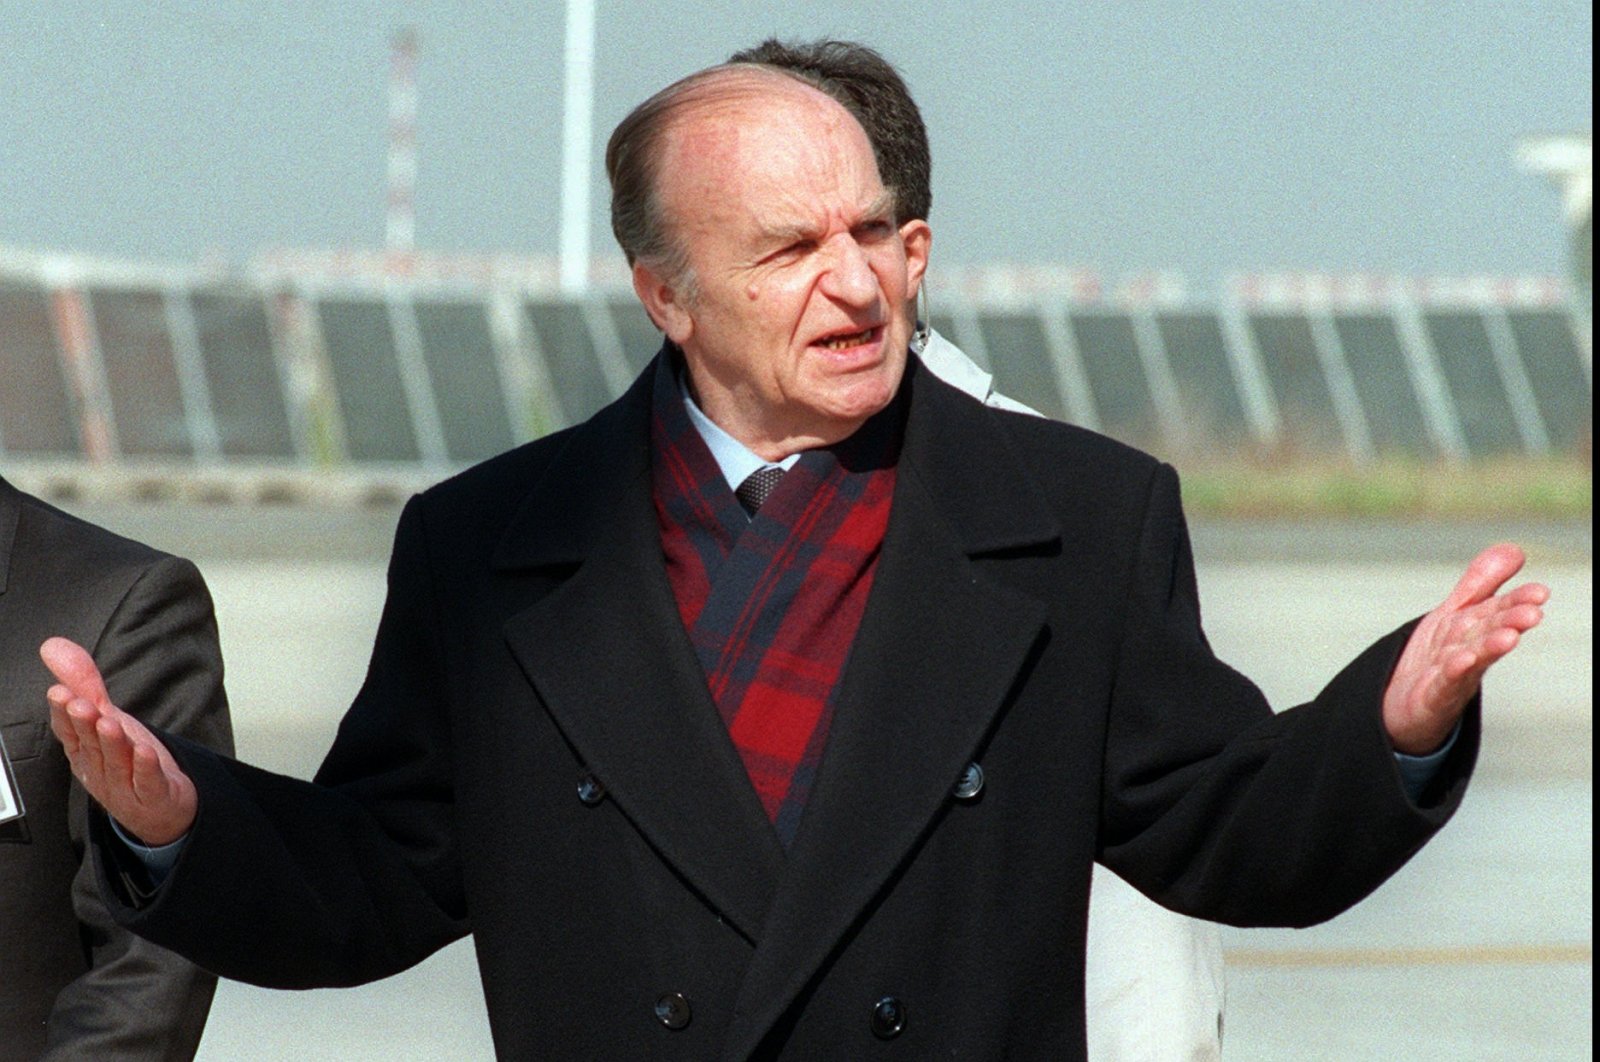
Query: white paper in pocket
[{"left": 0, "top": 730, "right": 25, "bottom": 824}]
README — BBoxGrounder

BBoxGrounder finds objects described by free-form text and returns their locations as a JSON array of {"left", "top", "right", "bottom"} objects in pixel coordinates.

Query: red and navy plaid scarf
[{"left": 651, "top": 355, "right": 901, "bottom": 845}]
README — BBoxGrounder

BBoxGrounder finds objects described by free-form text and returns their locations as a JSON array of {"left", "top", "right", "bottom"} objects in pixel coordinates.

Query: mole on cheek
[{"left": 746, "top": 282, "right": 761, "bottom": 300}]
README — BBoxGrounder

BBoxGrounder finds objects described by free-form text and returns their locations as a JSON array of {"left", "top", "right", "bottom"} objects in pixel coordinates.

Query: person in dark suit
[
  {"left": 1, "top": 475, "right": 232, "bottom": 1059},
  {"left": 44, "top": 56, "right": 1546, "bottom": 1060}
]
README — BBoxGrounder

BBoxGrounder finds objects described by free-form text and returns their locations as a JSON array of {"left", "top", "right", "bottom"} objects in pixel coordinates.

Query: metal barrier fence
[{"left": 1, "top": 254, "right": 1590, "bottom": 501}]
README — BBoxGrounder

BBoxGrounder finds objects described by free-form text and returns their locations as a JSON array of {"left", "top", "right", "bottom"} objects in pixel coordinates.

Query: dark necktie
[{"left": 735, "top": 465, "right": 785, "bottom": 517}]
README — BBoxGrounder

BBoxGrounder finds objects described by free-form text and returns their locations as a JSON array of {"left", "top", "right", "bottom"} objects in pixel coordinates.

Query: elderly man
[
  {"left": 726, "top": 38, "right": 1226, "bottom": 1058},
  {"left": 46, "top": 54, "right": 1544, "bottom": 1060}
]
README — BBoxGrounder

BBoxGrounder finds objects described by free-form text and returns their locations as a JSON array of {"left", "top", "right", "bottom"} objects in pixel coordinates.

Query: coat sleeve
[
  {"left": 48, "top": 556, "right": 233, "bottom": 1061},
  {"left": 92, "top": 498, "right": 469, "bottom": 989},
  {"left": 1096, "top": 463, "right": 1477, "bottom": 928}
]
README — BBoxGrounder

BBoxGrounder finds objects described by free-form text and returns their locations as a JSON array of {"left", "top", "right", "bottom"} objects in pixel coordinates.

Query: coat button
[
  {"left": 577, "top": 773, "right": 606, "bottom": 806},
  {"left": 654, "top": 991, "right": 692, "bottom": 1030},
  {"left": 952, "top": 761, "right": 984, "bottom": 801},
  {"left": 870, "top": 995, "right": 906, "bottom": 1039}
]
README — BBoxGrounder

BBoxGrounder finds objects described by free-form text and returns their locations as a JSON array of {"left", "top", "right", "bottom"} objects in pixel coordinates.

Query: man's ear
[
  {"left": 632, "top": 260, "right": 694, "bottom": 345},
  {"left": 900, "top": 220, "right": 932, "bottom": 300}
]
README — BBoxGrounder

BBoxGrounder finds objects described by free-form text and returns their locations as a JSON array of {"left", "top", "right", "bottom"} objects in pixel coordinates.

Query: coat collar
[
  {"left": 893, "top": 353, "right": 1061, "bottom": 555},
  {"left": 493, "top": 352, "right": 1059, "bottom": 1055},
  {"left": 0, "top": 477, "right": 20, "bottom": 596},
  {"left": 491, "top": 366, "right": 655, "bottom": 571},
  {"left": 491, "top": 353, "right": 1060, "bottom": 568}
]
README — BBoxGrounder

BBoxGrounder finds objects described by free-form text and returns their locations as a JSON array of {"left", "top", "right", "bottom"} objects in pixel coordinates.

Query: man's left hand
[{"left": 1382, "top": 544, "right": 1548, "bottom": 755}]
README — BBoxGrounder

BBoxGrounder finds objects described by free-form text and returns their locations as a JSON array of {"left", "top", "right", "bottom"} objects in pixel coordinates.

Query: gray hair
[{"left": 604, "top": 63, "right": 826, "bottom": 294}]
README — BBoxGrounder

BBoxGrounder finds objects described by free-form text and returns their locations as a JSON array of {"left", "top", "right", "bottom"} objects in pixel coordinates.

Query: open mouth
[{"left": 813, "top": 325, "right": 881, "bottom": 351}]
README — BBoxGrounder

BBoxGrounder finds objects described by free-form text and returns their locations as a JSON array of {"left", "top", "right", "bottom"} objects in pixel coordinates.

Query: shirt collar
[{"left": 678, "top": 369, "right": 802, "bottom": 491}]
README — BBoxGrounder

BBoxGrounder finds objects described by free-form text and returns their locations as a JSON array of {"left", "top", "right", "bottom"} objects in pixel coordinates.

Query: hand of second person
[
  {"left": 1381, "top": 544, "right": 1549, "bottom": 756},
  {"left": 41, "top": 637, "right": 199, "bottom": 846}
]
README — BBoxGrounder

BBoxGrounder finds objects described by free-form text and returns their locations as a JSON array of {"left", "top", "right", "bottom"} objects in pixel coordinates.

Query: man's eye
[{"left": 856, "top": 221, "right": 894, "bottom": 241}]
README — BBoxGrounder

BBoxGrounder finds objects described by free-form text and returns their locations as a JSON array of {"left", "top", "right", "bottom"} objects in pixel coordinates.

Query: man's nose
[{"left": 819, "top": 235, "right": 878, "bottom": 306}]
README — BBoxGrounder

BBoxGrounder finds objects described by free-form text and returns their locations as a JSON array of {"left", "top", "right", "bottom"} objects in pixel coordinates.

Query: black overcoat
[{"left": 97, "top": 356, "right": 1475, "bottom": 1060}]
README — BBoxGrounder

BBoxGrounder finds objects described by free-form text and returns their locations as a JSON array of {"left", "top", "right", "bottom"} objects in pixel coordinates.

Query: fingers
[
  {"left": 47, "top": 685, "right": 82, "bottom": 754},
  {"left": 1506, "top": 582, "right": 1551, "bottom": 608},
  {"left": 1440, "top": 629, "right": 1516, "bottom": 682},
  {"left": 38, "top": 639, "right": 200, "bottom": 844},
  {"left": 1499, "top": 601, "right": 1545, "bottom": 632},
  {"left": 1444, "top": 544, "right": 1526, "bottom": 610},
  {"left": 46, "top": 676, "right": 141, "bottom": 802},
  {"left": 39, "top": 637, "right": 114, "bottom": 711},
  {"left": 68, "top": 698, "right": 111, "bottom": 784},
  {"left": 97, "top": 710, "right": 139, "bottom": 791},
  {"left": 1383, "top": 547, "right": 1547, "bottom": 754},
  {"left": 130, "top": 743, "right": 171, "bottom": 806}
]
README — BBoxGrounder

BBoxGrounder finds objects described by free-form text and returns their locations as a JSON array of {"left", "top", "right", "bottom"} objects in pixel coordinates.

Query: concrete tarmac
[{"left": 57, "top": 505, "right": 1595, "bottom": 1059}]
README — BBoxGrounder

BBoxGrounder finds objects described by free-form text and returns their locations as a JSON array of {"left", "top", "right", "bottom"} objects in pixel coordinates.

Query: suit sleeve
[
  {"left": 92, "top": 498, "right": 469, "bottom": 989},
  {"left": 1096, "top": 463, "right": 1477, "bottom": 928},
  {"left": 48, "top": 556, "right": 233, "bottom": 1061}
]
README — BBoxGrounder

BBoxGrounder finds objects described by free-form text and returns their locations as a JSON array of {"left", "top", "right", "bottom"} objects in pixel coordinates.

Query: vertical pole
[
  {"left": 385, "top": 291, "right": 449, "bottom": 467},
  {"left": 387, "top": 28, "right": 419, "bottom": 261},
  {"left": 1482, "top": 304, "right": 1551, "bottom": 455},
  {"left": 560, "top": 0, "right": 596, "bottom": 295},
  {"left": 1392, "top": 295, "right": 1469, "bottom": 462},
  {"left": 50, "top": 285, "right": 118, "bottom": 463},
  {"left": 164, "top": 284, "right": 224, "bottom": 462},
  {"left": 1040, "top": 303, "right": 1100, "bottom": 432},
  {"left": 1307, "top": 307, "right": 1376, "bottom": 464},
  {"left": 1129, "top": 306, "right": 1189, "bottom": 450},
  {"left": 1218, "top": 280, "right": 1281, "bottom": 447}
]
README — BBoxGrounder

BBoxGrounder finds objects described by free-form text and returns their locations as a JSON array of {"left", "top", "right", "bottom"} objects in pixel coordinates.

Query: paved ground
[{"left": 56, "top": 505, "right": 1595, "bottom": 1059}]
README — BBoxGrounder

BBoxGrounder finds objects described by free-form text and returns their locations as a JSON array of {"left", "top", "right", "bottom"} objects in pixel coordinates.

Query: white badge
[{"left": 0, "top": 729, "right": 25, "bottom": 824}]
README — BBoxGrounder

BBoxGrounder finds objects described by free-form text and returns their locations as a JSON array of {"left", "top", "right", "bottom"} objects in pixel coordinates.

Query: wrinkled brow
[{"left": 758, "top": 189, "right": 896, "bottom": 245}]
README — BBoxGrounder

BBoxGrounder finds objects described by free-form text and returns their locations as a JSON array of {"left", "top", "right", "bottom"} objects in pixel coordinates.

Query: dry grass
[{"left": 1176, "top": 455, "right": 1592, "bottom": 519}]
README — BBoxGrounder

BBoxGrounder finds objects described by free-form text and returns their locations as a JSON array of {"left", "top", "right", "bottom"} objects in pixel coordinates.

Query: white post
[
  {"left": 560, "top": 0, "right": 597, "bottom": 295},
  {"left": 387, "top": 28, "right": 419, "bottom": 258}
]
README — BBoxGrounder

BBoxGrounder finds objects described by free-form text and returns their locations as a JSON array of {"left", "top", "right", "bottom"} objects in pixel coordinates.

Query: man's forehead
[{"left": 660, "top": 67, "right": 866, "bottom": 166}]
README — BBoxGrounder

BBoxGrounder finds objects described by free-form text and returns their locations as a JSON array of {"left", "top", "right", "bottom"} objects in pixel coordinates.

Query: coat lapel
[
  {"left": 0, "top": 478, "right": 20, "bottom": 596},
  {"left": 497, "top": 358, "right": 785, "bottom": 944},
  {"left": 721, "top": 365, "right": 1060, "bottom": 1060}
]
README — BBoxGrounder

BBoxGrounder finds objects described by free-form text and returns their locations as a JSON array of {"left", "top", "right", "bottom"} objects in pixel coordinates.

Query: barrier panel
[
  {"left": 977, "top": 310, "right": 1067, "bottom": 421},
  {"left": 524, "top": 299, "right": 612, "bottom": 428},
  {"left": 1423, "top": 310, "right": 1526, "bottom": 456},
  {"left": 1, "top": 254, "right": 1589, "bottom": 497},
  {"left": 1246, "top": 312, "right": 1345, "bottom": 453},
  {"left": 1070, "top": 311, "right": 1158, "bottom": 447},
  {"left": 1506, "top": 309, "right": 1590, "bottom": 450},
  {"left": 1331, "top": 314, "right": 1433, "bottom": 455},
  {"left": 317, "top": 296, "right": 424, "bottom": 463},
  {"left": 190, "top": 288, "right": 298, "bottom": 460},
  {"left": 1155, "top": 311, "right": 1248, "bottom": 446},
  {"left": 413, "top": 298, "right": 517, "bottom": 463},
  {"left": 90, "top": 287, "right": 195, "bottom": 458},
  {"left": 0, "top": 281, "right": 80, "bottom": 456}
]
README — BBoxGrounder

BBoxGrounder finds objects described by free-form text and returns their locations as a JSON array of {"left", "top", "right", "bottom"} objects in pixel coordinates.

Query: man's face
[{"left": 636, "top": 76, "right": 929, "bottom": 457}]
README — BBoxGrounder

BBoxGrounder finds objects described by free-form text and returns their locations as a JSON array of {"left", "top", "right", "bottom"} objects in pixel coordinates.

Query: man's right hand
[{"left": 42, "top": 636, "right": 198, "bottom": 846}]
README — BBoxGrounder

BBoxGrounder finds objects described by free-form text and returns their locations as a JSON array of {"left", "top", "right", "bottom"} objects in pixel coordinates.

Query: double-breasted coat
[{"left": 97, "top": 356, "right": 1475, "bottom": 1060}]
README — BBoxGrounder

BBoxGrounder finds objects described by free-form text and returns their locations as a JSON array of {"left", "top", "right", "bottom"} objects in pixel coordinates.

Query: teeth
[{"left": 819, "top": 329, "right": 873, "bottom": 350}]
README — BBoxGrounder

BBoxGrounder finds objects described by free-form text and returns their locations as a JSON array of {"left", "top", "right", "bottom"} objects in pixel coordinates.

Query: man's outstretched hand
[
  {"left": 1383, "top": 544, "right": 1549, "bottom": 756},
  {"left": 42, "top": 637, "right": 198, "bottom": 846}
]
